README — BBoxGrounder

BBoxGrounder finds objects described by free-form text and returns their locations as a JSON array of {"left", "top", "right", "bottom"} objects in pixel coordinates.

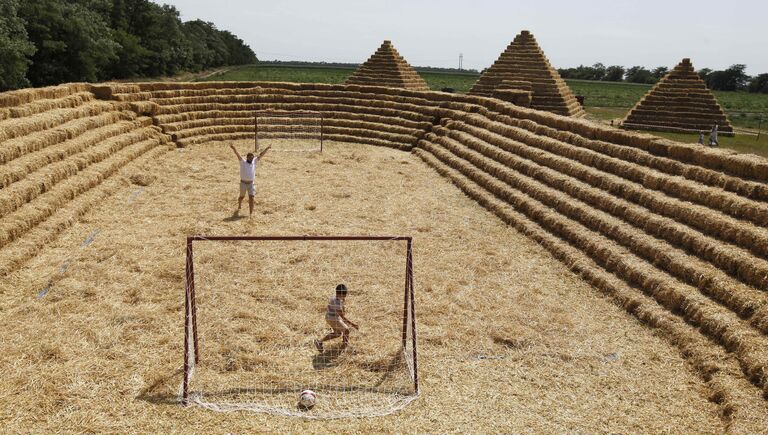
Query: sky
[{"left": 164, "top": 0, "right": 768, "bottom": 75}]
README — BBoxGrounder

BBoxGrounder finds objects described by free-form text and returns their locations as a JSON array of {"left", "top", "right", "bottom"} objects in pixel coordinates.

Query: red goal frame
[
  {"left": 253, "top": 110, "right": 324, "bottom": 152},
  {"left": 181, "top": 235, "right": 418, "bottom": 405}
]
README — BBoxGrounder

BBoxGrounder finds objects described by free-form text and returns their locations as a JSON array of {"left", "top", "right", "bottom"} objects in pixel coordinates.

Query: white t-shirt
[
  {"left": 326, "top": 297, "right": 344, "bottom": 320},
  {"left": 239, "top": 157, "right": 257, "bottom": 181}
]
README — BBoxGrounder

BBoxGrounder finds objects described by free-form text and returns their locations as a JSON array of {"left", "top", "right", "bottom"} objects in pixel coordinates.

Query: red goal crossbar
[
  {"left": 182, "top": 235, "right": 417, "bottom": 405},
  {"left": 253, "top": 110, "right": 324, "bottom": 152}
]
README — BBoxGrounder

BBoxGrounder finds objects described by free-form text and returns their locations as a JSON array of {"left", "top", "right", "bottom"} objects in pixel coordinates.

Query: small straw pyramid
[
  {"left": 621, "top": 58, "right": 733, "bottom": 134},
  {"left": 346, "top": 41, "right": 429, "bottom": 90},
  {"left": 470, "top": 30, "right": 584, "bottom": 117}
]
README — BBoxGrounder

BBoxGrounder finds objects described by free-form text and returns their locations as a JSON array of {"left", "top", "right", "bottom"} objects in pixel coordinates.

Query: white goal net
[
  {"left": 181, "top": 236, "right": 418, "bottom": 419},
  {"left": 254, "top": 111, "right": 324, "bottom": 153}
]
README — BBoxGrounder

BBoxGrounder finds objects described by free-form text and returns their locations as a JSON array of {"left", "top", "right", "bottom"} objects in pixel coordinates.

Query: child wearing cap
[{"left": 314, "top": 284, "right": 358, "bottom": 352}]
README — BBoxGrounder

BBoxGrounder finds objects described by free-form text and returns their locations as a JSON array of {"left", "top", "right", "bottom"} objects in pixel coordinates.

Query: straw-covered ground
[{"left": 0, "top": 139, "right": 753, "bottom": 432}]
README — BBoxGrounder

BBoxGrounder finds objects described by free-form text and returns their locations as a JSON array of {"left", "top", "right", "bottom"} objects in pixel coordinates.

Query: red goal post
[
  {"left": 253, "top": 110, "right": 324, "bottom": 152},
  {"left": 181, "top": 235, "right": 418, "bottom": 407}
]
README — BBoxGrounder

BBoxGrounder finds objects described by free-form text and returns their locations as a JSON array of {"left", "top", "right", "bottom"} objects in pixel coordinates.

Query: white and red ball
[{"left": 298, "top": 389, "right": 316, "bottom": 409}]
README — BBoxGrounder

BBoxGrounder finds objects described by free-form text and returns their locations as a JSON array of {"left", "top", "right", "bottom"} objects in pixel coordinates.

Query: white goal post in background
[
  {"left": 181, "top": 235, "right": 418, "bottom": 419},
  {"left": 254, "top": 110, "right": 324, "bottom": 152}
]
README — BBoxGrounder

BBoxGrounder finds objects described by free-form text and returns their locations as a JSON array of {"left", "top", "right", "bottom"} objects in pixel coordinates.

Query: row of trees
[
  {"left": 558, "top": 63, "right": 768, "bottom": 93},
  {"left": 0, "top": 0, "right": 256, "bottom": 91}
]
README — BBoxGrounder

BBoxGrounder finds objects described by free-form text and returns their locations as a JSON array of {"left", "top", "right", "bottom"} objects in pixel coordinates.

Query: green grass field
[
  {"left": 201, "top": 64, "right": 481, "bottom": 92},
  {"left": 567, "top": 79, "right": 768, "bottom": 130},
  {"left": 200, "top": 64, "right": 768, "bottom": 156}
]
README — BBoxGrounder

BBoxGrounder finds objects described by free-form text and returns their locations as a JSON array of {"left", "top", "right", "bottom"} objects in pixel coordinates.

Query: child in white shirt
[{"left": 314, "top": 284, "right": 358, "bottom": 352}]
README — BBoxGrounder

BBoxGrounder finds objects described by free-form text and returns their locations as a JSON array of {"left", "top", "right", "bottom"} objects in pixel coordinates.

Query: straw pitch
[
  {"left": 0, "top": 80, "right": 767, "bottom": 431},
  {"left": 0, "top": 140, "right": 747, "bottom": 432}
]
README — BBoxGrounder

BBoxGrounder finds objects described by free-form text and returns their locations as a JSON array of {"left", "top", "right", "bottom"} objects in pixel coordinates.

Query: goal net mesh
[
  {"left": 254, "top": 111, "right": 323, "bottom": 153},
  {"left": 182, "top": 237, "right": 417, "bottom": 419}
]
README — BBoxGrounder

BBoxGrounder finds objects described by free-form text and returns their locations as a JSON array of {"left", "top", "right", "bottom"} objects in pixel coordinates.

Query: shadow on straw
[
  {"left": 311, "top": 344, "right": 346, "bottom": 370},
  {"left": 135, "top": 368, "right": 184, "bottom": 406},
  {"left": 223, "top": 211, "right": 247, "bottom": 222}
]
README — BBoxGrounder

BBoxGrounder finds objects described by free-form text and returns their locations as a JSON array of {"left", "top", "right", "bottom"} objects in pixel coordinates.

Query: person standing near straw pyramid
[
  {"left": 709, "top": 124, "right": 720, "bottom": 147},
  {"left": 230, "top": 144, "right": 270, "bottom": 216}
]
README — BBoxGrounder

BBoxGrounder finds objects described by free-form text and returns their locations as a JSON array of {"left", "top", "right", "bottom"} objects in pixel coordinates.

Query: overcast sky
[{"left": 164, "top": 0, "right": 768, "bottom": 74}]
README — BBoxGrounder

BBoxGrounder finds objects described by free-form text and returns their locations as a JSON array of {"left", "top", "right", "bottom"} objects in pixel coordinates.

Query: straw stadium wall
[
  {"left": 0, "top": 84, "right": 172, "bottom": 276},
  {"left": 1, "top": 81, "right": 767, "bottom": 421}
]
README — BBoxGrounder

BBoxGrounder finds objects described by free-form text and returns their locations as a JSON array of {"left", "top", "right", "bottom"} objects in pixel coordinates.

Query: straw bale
[
  {"left": 446, "top": 118, "right": 768, "bottom": 260},
  {"left": 436, "top": 127, "right": 768, "bottom": 312},
  {"left": 419, "top": 139, "right": 768, "bottom": 393},
  {"left": 129, "top": 173, "right": 157, "bottom": 186},
  {"left": 177, "top": 133, "right": 253, "bottom": 148},
  {"left": 152, "top": 101, "right": 429, "bottom": 122},
  {"left": 0, "top": 135, "right": 165, "bottom": 250},
  {"left": 0, "top": 126, "right": 162, "bottom": 219},
  {"left": 129, "top": 101, "right": 160, "bottom": 116},
  {"left": 453, "top": 114, "right": 768, "bottom": 229},
  {"left": 0, "top": 101, "right": 119, "bottom": 143},
  {"left": 0, "top": 144, "right": 167, "bottom": 276},
  {"left": 0, "top": 111, "right": 133, "bottom": 164},
  {"left": 7, "top": 93, "right": 94, "bottom": 118},
  {"left": 0, "top": 84, "right": 89, "bottom": 109},
  {"left": 0, "top": 117, "right": 149, "bottom": 189},
  {"left": 323, "top": 118, "right": 418, "bottom": 136},
  {"left": 323, "top": 134, "right": 412, "bottom": 151},
  {"left": 174, "top": 125, "right": 252, "bottom": 140},
  {"left": 163, "top": 117, "right": 251, "bottom": 133},
  {"left": 452, "top": 87, "right": 768, "bottom": 183}
]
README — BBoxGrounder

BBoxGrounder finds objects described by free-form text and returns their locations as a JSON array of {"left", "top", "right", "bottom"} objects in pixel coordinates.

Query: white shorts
[
  {"left": 326, "top": 317, "right": 349, "bottom": 333},
  {"left": 239, "top": 181, "right": 256, "bottom": 197}
]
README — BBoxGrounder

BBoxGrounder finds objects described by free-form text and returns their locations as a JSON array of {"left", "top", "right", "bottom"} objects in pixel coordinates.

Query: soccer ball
[{"left": 298, "top": 389, "right": 316, "bottom": 409}]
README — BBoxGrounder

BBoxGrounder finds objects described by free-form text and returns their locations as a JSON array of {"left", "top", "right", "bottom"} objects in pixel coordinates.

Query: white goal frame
[
  {"left": 254, "top": 110, "right": 324, "bottom": 152},
  {"left": 181, "top": 235, "right": 418, "bottom": 412}
]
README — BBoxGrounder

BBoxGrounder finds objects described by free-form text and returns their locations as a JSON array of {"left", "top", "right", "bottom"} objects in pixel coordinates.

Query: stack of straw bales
[
  {"left": 469, "top": 30, "right": 584, "bottom": 117},
  {"left": 345, "top": 41, "right": 429, "bottom": 91},
  {"left": 492, "top": 80, "right": 534, "bottom": 107},
  {"left": 622, "top": 58, "right": 733, "bottom": 134},
  {"left": 0, "top": 83, "right": 170, "bottom": 276},
  {"left": 414, "top": 106, "right": 768, "bottom": 406}
]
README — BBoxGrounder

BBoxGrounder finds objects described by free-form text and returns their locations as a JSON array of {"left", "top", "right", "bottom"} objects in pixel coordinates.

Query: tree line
[
  {"left": 0, "top": 0, "right": 257, "bottom": 91},
  {"left": 558, "top": 63, "right": 768, "bottom": 93}
]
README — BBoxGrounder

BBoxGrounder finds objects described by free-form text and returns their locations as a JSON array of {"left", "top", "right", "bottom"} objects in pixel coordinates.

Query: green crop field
[
  {"left": 200, "top": 64, "right": 353, "bottom": 84},
  {"left": 200, "top": 64, "right": 768, "bottom": 156},
  {"left": 200, "top": 64, "right": 481, "bottom": 92},
  {"left": 567, "top": 79, "right": 768, "bottom": 130}
]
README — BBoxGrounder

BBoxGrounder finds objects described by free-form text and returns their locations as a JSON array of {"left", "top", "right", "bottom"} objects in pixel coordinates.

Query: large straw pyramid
[
  {"left": 346, "top": 40, "right": 429, "bottom": 90},
  {"left": 621, "top": 58, "right": 732, "bottom": 134},
  {"left": 470, "top": 30, "right": 585, "bottom": 117}
]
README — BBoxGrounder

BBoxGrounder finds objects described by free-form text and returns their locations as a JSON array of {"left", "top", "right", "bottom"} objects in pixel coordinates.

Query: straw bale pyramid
[
  {"left": 346, "top": 40, "right": 429, "bottom": 90},
  {"left": 621, "top": 58, "right": 733, "bottom": 133},
  {"left": 470, "top": 30, "right": 585, "bottom": 117}
]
